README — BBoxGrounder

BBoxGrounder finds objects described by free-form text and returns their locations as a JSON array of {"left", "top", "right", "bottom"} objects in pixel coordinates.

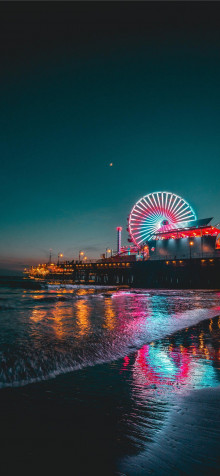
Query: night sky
[{"left": 1, "top": 1, "right": 220, "bottom": 273}]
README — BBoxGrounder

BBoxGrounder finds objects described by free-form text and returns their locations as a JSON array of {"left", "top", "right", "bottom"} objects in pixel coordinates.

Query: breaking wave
[{"left": 0, "top": 286, "right": 220, "bottom": 388}]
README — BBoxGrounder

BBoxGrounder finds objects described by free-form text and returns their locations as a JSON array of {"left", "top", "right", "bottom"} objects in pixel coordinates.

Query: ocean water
[{"left": 0, "top": 278, "right": 220, "bottom": 475}]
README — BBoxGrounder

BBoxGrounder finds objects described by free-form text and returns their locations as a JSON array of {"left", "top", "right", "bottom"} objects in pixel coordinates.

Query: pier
[{"left": 26, "top": 257, "right": 220, "bottom": 289}]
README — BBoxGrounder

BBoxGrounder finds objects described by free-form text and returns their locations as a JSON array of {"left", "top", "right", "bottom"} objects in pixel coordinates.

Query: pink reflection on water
[
  {"left": 134, "top": 344, "right": 191, "bottom": 389},
  {"left": 121, "top": 325, "right": 220, "bottom": 396}
]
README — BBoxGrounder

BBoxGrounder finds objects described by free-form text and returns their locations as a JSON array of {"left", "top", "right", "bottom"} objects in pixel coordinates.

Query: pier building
[{"left": 25, "top": 191, "right": 220, "bottom": 288}]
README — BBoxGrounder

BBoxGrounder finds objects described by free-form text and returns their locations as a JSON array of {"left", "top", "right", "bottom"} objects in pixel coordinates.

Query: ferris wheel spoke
[
  {"left": 136, "top": 202, "right": 150, "bottom": 215},
  {"left": 175, "top": 208, "right": 195, "bottom": 220},
  {"left": 143, "top": 197, "right": 151, "bottom": 210},
  {"left": 164, "top": 192, "right": 168, "bottom": 211},
  {"left": 175, "top": 210, "right": 194, "bottom": 221},
  {"left": 166, "top": 193, "right": 171, "bottom": 211},
  {"left": 135, "top": 203, "right": 146, "bottom": 214},
  {"left": 157, "top": 192, "right": 163, "bottom": 214},
  {"left": 133, "top": 232, "right": 151, "bottom": 243},
  {"left": 146, "top": 194, "right": 156, "bottom": 210},
  {"left": 161, "top": 192, "right": 164, "bottom": 213},
  {"left": 157, "top": 193, "right": 163, "bottom": 214},
  {"left": 138, "top": 203, "right": 150, "bottom": 217},
  {"left": 135, "top": 229, "right": 152, "bottom": 239},
  {"left": 169, "top": 195, "right": 178, "bottom": 214},
  {"left": 171, "top": 200, "right": 184, "bottom": 216},
  {"left": 152, "top": 193, "right": 158, "bottom": 210},
  {"left": 174, "top": 199, "right": 191, "bottom": 216}
]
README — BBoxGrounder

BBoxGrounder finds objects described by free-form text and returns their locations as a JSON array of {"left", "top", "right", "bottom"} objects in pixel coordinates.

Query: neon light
[
  {"left": 156, "top": 226, "right": 220, "bottom": 241},
  {"left": 129, "top": 191, "right": 197, "bottom": 247}
]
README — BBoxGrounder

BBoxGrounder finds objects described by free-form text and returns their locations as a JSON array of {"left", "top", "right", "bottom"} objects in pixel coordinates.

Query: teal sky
[{"left": 0, "top": 2, "right": 220, "bottom": 273}]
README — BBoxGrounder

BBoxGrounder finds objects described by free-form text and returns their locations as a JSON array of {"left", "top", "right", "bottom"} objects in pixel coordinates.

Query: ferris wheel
[{"left": 128, "top": 191, "right": 197, "bottom": 247}]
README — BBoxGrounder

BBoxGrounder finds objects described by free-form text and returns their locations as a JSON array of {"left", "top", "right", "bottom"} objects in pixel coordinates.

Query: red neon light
[
  {"left": 216, "top": 234, "right": 220, "bottom": 249},
  {"left": 156, "top": 226, "right": 219, "bottom": 241}
]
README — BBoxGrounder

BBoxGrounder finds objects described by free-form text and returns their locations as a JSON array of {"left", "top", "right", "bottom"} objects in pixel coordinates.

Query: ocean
[{"left": 0, "top": 277, "right": 220, "bottom": 475}]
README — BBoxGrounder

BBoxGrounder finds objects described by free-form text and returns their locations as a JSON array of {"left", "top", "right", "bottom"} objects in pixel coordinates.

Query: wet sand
[
  {"left": 0, "top": 315, "right": 219, "bottom": 475},
  {"left": 120, "top": 386, "right": 220, "bottom": 475}
]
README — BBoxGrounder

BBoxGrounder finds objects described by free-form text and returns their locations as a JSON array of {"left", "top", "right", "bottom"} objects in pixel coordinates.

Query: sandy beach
[{"left": 0, "top": 287, "right": 219, "bottom": 475}]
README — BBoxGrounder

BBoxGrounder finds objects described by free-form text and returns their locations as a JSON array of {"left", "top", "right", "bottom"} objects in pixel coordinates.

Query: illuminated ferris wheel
[{"left": 129, "top": 191, "right": 197, "bottom": 247}]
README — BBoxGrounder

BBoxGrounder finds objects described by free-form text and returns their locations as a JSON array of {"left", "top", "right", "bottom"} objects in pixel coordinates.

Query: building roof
[{"left": 156, "top": 217, "right": 213, "bottom": 235}]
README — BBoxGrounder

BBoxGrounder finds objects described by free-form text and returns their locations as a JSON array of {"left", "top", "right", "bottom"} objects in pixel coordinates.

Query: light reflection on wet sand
[
  {"left": 0, "top": 286, "right": 220, "bottom": 475},
  {"left": 104, "top": 298, "right": 117, "bottom": 331},
  {"left": 75, "top": 298, "right": 91, "bottom": 337},
  {"left": 1, "top": 288, "right": 220, "bottom": 387},
  {"left": 118, "top": 316, "right": 220, "bottom": 475}
]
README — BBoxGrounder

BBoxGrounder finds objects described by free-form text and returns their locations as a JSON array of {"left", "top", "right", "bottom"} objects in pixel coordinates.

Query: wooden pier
[{"left": 30, "top": 257, "right": 220, "bottom": 289}]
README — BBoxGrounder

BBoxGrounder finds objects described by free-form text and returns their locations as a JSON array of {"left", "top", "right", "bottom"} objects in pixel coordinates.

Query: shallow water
[
  {"left": 0, "top": 279, "right": 220, "bottom": 474},
  {"left": 0, "top": 280, "right": 220, "bottom": 387}
]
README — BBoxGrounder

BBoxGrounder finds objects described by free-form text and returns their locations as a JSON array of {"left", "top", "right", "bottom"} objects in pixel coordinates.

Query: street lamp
[
  {"left": 106, "top": 248, "right": 112, "bottom": 258},
  {"left": 189, "top": 241, "right": 194, "bottom": 259},
  {"left": 49, "top": 249, "right": 53, "bottom": 264},
  {"left": 57, "top": 253, "right": 63, "bottom": 265},
  {"left": 79, "top": 250, "right": 84, "bottom": 262},
  {"left": 84, "top": 256, "right": 87, "bottom": 261}
]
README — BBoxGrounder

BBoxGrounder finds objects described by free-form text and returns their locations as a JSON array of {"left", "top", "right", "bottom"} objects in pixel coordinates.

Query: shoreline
[
  {"left": 0, "top": 308, "right": 219, "bottom": 390},
  {"left": 0, "top": 313, "right": 219, "bottom": 475}
]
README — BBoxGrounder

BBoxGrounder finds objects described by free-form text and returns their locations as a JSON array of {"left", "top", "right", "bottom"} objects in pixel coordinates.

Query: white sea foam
[{"left": 0, "top": 288, "right": 219, "bottom": 388}]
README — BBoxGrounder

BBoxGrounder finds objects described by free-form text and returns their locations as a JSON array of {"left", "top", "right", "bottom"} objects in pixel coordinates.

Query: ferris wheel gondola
[{"left": 128, "top": 191, "right": 197, "bottom": 247}]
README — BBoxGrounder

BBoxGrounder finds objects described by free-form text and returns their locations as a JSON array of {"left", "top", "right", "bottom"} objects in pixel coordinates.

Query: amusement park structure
[
  {"left": 120, "top": 191, "right": 220, "bottom": 261},
  {"left": 25, "top": 191, "right": 220, "bottom": 288},
  {"left": 128, "top": 191, "right": 197, "bottom": 246}
]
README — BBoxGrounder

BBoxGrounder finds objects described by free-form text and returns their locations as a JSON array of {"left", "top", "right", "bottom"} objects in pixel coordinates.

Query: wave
[
  {"left": 0, "top": 287, "right": 219, "bottom": 388},
  {"left": 0, "top": 308, "right": 219, "bottom": 389},
  {"left": 0, "top": 341, "right": 131, "bottom": 389},
  {"left": 44, "top": 284, "right": 117, "bottom": 290}
]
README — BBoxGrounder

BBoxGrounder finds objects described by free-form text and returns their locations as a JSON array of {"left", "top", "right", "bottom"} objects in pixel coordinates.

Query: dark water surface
[{"left": 0, "top": 279, "right": 220, "bottom": 475}]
